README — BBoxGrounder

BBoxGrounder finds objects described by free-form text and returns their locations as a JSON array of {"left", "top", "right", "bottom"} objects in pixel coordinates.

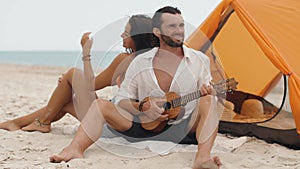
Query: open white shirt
[{"left": 114, "top": 45, "right": 212, "bottom": 120}]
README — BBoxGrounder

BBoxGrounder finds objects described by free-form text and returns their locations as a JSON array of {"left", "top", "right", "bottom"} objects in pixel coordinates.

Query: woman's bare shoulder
[
  {"left": 114, "top": 52, "right": 130, "bottom": 60},
  {"left": 111, "top": 52, "right": 135, "bottom": 65}
]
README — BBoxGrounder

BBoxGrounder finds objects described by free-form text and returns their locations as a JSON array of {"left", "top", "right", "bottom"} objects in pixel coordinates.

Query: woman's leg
[
  {"left": 20, "top": 68, "right": 75, "bottom": 132},
  {"left": 0, "top": 96, "right": 80, "bottom": 131},
  {"left": 21, "top": 67, "right": 97, "bottom": 132},
  {"left": 50, "top": 99, "right": 133, "bottom": 163},
  {"left": 1, "top": 66, "right": 98, "bottom": 132},
  {"left": 0, "top": 68, "right": 74, "bottom": 132},
  {"left": 0, "top": 107, "right": 46, "bottom": 131}
]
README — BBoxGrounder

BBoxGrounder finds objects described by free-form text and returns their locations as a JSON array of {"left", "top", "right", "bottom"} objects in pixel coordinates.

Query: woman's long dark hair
[{"left": 128, "top": 15, "right": 158, "bottom": 54}]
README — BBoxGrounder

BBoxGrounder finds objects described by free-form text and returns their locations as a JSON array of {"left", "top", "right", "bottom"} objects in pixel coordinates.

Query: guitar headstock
[{"left": 213, "top": 78, "right": 238, "bottom": 95}]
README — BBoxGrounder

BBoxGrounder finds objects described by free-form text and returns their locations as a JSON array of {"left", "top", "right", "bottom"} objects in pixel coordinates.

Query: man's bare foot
[
  {"left": 21, "top": 119, "right": 51, "bottom": 133},
  {"left": 49, "top": 146, "right": 84, "bottom": 163},
  {"left": 0, "top": 120, "right": 21, "bottom": 131},
  {"left": 193, "top": 156, "right": 222, "bottom": 169},
  {"left": 212, "top": 156, "right": 222, "bottom": 167}
]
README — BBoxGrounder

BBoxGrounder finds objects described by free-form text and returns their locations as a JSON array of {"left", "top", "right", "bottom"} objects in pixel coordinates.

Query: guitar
[{"left": 138, "top": 78, "right": 238, "bottom": 132}]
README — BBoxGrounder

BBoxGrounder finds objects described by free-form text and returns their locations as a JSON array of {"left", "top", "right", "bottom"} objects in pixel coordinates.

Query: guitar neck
[
  {"left": 172, "top": 90, "right": 202, "bottom": 108},
  {"left": 166, "top": 78, "right": 237, "bottom": 109}
]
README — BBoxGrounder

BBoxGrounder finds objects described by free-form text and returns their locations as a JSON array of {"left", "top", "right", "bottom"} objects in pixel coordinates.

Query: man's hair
[{"left": 152, "top": 6, "right": 181, "bottom": 29}]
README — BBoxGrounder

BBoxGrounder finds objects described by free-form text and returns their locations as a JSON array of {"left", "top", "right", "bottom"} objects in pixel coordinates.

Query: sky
[{"left": 0, "top": 0, "right": 221, "bottom": 51}]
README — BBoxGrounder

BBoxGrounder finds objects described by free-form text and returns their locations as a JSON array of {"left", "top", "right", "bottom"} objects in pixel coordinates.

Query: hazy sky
[{"left": 0, "top": 0, "right": 221, "bottom": 51}]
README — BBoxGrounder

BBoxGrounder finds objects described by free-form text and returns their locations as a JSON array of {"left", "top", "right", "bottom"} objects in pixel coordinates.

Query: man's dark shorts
[{"left": 107, "top": 115, "right": 198, "bottom": 144}]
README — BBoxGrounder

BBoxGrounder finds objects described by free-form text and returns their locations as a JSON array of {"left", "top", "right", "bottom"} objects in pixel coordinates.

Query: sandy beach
[{"left": 1, "top": 64, "right": 300, "bottom": 169}]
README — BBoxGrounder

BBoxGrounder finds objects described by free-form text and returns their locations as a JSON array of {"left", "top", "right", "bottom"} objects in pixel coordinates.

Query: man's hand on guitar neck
[
  {"left": 200, "top": 83, "right": 216, "bottom": 96},
  {"left": 140, "top": 97, "right": 169, "bottom": 122}
]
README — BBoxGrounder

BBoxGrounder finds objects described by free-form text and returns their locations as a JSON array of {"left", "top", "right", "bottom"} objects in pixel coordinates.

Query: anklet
[{"left": 34, "top": 118, "right": 50, "bottom": 127}]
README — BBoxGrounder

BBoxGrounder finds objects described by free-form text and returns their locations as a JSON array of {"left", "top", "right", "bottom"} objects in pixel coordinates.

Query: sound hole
[{"left": 163, "top": 102, "right": 172, "bottom": 110}]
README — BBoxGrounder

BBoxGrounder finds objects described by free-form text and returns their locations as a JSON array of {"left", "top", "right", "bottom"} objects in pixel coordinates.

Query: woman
[{"left": 0, "top": 14, "right": 157, "bottom": 133}]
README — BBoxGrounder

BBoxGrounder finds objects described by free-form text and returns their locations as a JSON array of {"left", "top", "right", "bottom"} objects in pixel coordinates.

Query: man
[{"left": 50, "top": 6, "right": 221, "bottom": 169}]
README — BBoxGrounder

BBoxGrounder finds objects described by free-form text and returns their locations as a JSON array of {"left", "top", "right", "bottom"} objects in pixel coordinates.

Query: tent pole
[{"left": 257, "top": 75, "right": 288, "bottom": 123}]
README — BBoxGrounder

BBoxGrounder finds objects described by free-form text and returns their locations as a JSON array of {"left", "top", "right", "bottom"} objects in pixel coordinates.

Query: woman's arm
[
  {"left": 81, "top": 32, "right": 132, "bottom": 91},
  {"left": 94, "top": 52, "right": 132, "bottom": 90},
  {"left": 81, "top": 32, "right": 95, "bottom": 91}
]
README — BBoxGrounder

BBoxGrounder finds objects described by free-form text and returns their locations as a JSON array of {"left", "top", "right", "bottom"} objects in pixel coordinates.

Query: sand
[{"left": 0, "top": 64, "right": 300, "bottom": 169}]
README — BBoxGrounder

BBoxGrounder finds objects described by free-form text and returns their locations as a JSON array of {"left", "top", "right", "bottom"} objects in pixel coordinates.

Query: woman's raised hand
[{"left": 81, "top": 32, "right": 93, "bottom": 57}]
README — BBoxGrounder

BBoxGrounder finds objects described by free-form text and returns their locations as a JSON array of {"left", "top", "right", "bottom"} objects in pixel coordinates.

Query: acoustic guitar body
[
  {"left": 139, "top": 92, "right": 182, "bottom": 132},
  {"left": 138, "top": 78, "right": 238, "bottom": 132}
]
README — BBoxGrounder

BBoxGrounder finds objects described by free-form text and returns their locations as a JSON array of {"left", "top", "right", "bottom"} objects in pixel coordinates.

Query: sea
[{"left": 0, "top": 51, "right": 121, "bottom": 69}]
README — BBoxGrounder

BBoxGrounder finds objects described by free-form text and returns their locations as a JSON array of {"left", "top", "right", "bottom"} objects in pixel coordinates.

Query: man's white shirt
[{"left": 115, "top": 45, "right": 212, "bottom": 120}]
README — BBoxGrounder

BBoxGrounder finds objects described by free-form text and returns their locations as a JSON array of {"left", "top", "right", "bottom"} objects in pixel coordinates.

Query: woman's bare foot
[
  {"left": 21, "top": 118, "right": 51, "bottom": 133},
  {"left": 193, "top": 156, "right": 222, "bottom": 169},
  {"left": 49, "top": 146, "right": 84, "bottom": 163},
  {"left": 0, "top": 120, "right": 21, "bottom": 131}
]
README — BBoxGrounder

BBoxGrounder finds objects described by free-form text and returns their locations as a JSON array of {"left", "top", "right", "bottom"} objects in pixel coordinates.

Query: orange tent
[{"left": 186, "top": 0, "right": 300, "bottom": 148}]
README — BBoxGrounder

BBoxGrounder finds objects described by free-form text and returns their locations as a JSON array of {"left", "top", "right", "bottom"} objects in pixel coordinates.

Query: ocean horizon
[{"left": 0, "top": 51, "right": 121, "bottom": 68}]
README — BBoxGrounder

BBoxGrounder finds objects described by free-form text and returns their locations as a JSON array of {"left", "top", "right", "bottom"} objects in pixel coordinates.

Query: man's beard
[{"left": 161, "top": 34, "right": 184, "bottom": 47}]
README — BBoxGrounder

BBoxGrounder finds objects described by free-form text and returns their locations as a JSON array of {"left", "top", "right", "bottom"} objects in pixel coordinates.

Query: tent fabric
[
  {"left": 185, "top": 0, "right": 300, "bottom": 134},
  {"left": 219, "top": 122, "right": 300, "bottom": 149}
]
